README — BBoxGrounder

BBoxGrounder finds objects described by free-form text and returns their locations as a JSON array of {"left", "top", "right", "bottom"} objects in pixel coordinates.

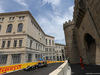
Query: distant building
[
  {"left": 44, "top": 35, "right": 55, "bottom": 61},
  {"left": 0, "top": 11, "right": 65, "bottom": 66},
  {"left": 55, "top": 43, "right": 66, "bottom": 61}
]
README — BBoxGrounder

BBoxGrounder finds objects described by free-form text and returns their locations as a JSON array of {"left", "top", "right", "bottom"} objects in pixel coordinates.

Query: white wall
[{"left": 49, "top": 60, "right": 71, "bottom": 75}]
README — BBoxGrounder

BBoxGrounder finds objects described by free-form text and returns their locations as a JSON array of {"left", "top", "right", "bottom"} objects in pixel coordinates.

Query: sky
[{"left": 0, "top": 0, "right": 74, "bottom": 44}]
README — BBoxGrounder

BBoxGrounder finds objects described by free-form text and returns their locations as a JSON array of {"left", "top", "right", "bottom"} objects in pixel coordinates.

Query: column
[
  {"left": 32, "top": 54, "right": 35, "bottom": 62},
  {"left": 21, "top": 53, "right": 26, "bottom": 63},
  {"left": 7, "top": 54, "right": 12, "bottom": 65},
  {"left": 61, "top": 56, "right": 63, "bottom": 61}
]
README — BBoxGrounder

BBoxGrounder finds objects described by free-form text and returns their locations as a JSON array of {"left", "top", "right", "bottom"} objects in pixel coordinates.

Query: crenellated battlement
[{"left": 63, "top": 19, "right": 74, "bottom": 30}]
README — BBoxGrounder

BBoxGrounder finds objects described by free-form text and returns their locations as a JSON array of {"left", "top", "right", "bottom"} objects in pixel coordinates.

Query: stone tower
[{"left": 63, "top": 20, "right": 80, "bottom": 64}]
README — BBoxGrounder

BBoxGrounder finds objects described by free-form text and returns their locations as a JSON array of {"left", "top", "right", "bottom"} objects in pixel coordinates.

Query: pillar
[
  {"left": 21, "top": 53, "right": 25, "bottom": 63},
  {"left": 7, "top": 54, "right": 12, "bottom": 65},
  {"left": 32, "top": 54, "right": 35, "bottom": 62}
]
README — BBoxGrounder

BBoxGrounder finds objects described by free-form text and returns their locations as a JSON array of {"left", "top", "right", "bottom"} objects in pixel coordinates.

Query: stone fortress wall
[{"left": 63, "top": 0, "right": 100, "bottom": 65}]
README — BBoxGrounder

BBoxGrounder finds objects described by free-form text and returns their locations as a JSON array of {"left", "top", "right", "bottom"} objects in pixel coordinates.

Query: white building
[
  {"left": 55, "top": 43, "right": 66, "bottom": 61},
  {"left": 44, "top": 35, "right": 55, "bottom": 61},
  {"left": 0, "top": 11, "right": 65, "bottom": 66}
]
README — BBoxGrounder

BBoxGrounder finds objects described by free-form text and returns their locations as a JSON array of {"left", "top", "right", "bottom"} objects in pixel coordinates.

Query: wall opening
[{"left": 84, "top": 33, "right": 96, "bottom": 64}]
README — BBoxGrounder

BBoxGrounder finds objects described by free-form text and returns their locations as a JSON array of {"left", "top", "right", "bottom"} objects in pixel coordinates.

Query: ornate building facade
[{"left": 0, "top": 11, "right": 65, "bottom": 66}]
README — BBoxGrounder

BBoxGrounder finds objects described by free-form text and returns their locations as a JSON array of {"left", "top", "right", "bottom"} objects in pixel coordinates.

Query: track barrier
[
  {"left": 0, "top": 61, "right": 65, "bottom": 74},
  {"left": 49, "top": 60, "right": 71, "bottom": 75}
]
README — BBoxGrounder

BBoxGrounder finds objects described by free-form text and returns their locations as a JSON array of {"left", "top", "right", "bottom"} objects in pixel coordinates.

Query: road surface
[{"left": 5, "top": 63, "right": 62, "bottom": 75}]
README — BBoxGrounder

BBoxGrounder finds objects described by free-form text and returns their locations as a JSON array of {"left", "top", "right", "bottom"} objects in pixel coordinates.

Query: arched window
[
  {"left": 0, "top": 25, "right": 2, "bottom": 31},
  {"left": 17, "top": 23, "right": 23, "bottom": 32},
  {"left": 6, "top": 24, "right": 12, "bottom": 33}
]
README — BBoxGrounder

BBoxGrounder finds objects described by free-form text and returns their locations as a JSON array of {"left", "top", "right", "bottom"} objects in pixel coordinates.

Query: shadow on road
[{"left": 71, "top": 64, "right": 100, "bottom": 75}]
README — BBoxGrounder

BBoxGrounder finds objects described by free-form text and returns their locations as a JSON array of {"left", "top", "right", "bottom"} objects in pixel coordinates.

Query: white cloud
[
  {"left": 0, "top": 6, "right": 4, "bottom": 13},
  {"left": 36, "top": 11, "right": 73, "bottom": 44},
  {"left": 68, "top": 5, "right": 74, "bottom": 14},
  {"left": 42, "top": 0, "right": 61, "bottom": 12},
  {"left": 14, "top": 0, "right": 28, "bottom": 7},
  {"left": 0, "top": 2, "right": 5, "bottom": 13},
  {"left": 42, "top": 0, "right": 61, "bottom": 6}
]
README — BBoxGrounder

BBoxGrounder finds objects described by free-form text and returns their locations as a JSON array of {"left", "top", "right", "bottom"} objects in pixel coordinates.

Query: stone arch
[{"left": 84, "top": 33, "right": 96, "bottom": 64}]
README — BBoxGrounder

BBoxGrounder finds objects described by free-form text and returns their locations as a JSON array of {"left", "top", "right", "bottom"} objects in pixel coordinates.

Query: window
[
  {"left": 2, "top": 41, "right": 5, "bottom": 48},
  {"left": 27, "top": 54, "right": 32, "bottom": 62},
  {"left": 53, "top": 56, "right": 55, "bottom": 60},
  {"left": 35, "top": 54, "right": 38, "bottom": 61},
  {"left": 53, "top": 49, "right": 55, "bottom": 52},
  {"left": 19, "top": 16, "right": 25, "bottom": 20},
  {"left": 2, "top": 18, "right": 4, "bottom": 21},
  {"left": 50, "top": 56, "right": 52, "bottom": 60},
  {"left": 7, "top": 41, "right": 11, "bottom": 48},
  {"left": 12, "top": 17, "right": 15, "bottom": 20},
  {"left": 19, "top": 40, "right": 22, "bottom": 47},
  {"left": 19, "top": 17, "right": 21, "bottom": 20},
  {"left": 49, "top": 48, "right": 51, "bottom": 52},
  {"left": 0, "top": 25, "right": 2, "bottom": 31},
  {"left": 9, "top": 17, "right": 14, "bottom": 21},
  {"left": 31, "top": 20, "right": 34, "bottom": 25},
  {"left": 6, "top": 24, "right": 12, "bottom": 33},
  {"left": 30, "top": 40, "right": 32, "bottom": 48},
  {"left": 36, "top": 27, "right": 38, "bottom": 29},
  {"left": 45, "top": 48, "right": 48, "bottom": 52},
  {"left": 36, "top": 43, "right": 37, "bottom": 49},
  {"left": 46, "top": 39, "right": 47, "bottom": 45},
  {"left": 39, "top": 44, "right": 41, "bottom": 49},
  {"left": 38, "top": 45, "right": 39, "bottom": 50},
  {"left": 22, "top": 16, "right": 25, "bottom": 20},
  {"left": 0, "top": 18, "right": 4, "bottom": 21},
  {"left": 9, "top": 17, "right": 11, "bottom": 20},
  {"left": 46, "top": 56, "right": 48, "bottom": 60},
  {"left": 14, "top": 40, "right": 17, "bottom": 47},
  {"left": 49, "top": 40, "right": 51, "bottom": 45},
  {"left": 12, "top": 54, "right": 21, "bottom": 64},
  {"left": 52, "top": 40, "right": 54, "bottom": 46},
  {"left": 0, "top": 55, "right": 8, "bottom": 64},
  {"left": 17, "top": 23, "right": 23, "bottom": 32}
]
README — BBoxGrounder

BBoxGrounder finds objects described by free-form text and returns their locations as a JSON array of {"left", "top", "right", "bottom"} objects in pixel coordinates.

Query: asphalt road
[
  {"left": 71, "top": 64, "right": 100, "bottom": 75},
  {"left": 4, "top": 63, "right": 62, "bottom": 75}
]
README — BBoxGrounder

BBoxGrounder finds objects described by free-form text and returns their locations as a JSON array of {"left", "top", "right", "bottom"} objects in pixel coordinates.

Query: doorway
[{"left": 84, "top": 33, "right": 96, "bottom": 64}]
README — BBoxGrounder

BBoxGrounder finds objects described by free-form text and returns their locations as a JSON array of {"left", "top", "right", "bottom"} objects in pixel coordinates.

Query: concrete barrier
[{"left": 49, "top": 60, "right": 71, "bottom": 75}]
